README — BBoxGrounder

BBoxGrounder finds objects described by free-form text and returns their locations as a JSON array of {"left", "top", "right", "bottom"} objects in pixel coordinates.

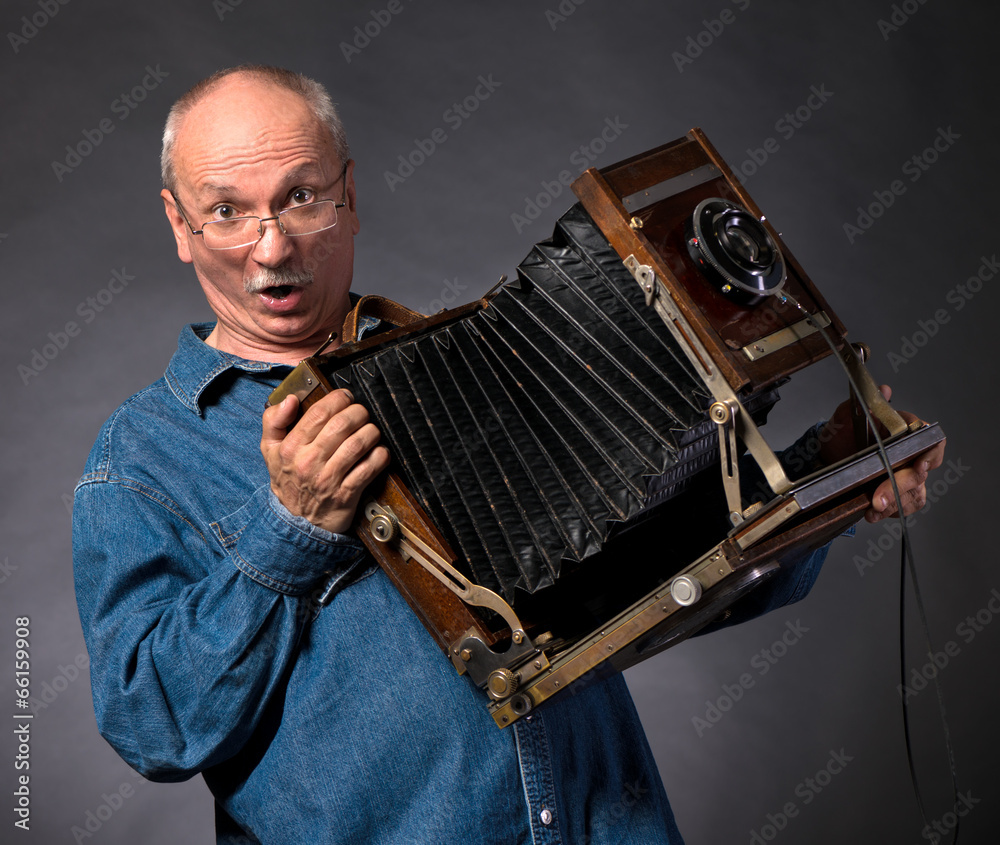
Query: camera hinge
[{"left": 623, "top": 256, "right": 793, "bottom": 511}]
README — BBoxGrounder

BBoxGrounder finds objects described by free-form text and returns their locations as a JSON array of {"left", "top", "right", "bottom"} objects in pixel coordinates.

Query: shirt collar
[
  {"left": 164, "top": 296, "right": 384, "bottom": 415},
  {"left": 165, "top": 323, "right": 277, "bottom": 415}
]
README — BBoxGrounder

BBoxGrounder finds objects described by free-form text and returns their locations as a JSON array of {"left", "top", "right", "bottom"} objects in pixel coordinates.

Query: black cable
[{"left": 777, "top": 290, "right": 959, "bottom": 843}]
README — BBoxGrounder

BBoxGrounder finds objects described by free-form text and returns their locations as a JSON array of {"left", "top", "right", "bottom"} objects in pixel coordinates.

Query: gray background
[{"left": 1, "top": 0, "right": 996, "bottom": 842}]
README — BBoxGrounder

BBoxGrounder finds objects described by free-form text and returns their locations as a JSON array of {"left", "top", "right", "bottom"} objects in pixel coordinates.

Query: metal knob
[
  {"left": 370, "top": 512, "right": 398, "bottom": 543},
  {"left": 487, "top": 668, "right": 520, "bottom": 700},
  {"left": 670, "top": 575, "right": 703, "bottom": 607}
]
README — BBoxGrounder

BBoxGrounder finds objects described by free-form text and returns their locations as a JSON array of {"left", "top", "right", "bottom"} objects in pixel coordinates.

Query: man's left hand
[{"left": 816, "top": 384, "right": 946, "bottom": 523}]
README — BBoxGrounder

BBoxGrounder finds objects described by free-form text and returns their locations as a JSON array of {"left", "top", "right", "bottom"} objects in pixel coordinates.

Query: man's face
[{"left": 161, "top": 77, "right": 359, "bottom": 361}]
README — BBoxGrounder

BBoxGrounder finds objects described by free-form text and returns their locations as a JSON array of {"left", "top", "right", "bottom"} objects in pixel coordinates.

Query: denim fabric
[{"left": 75, "top": 322, "right": 706, "bottom": 844}]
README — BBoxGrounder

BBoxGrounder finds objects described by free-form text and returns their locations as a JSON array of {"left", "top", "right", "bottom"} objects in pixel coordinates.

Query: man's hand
[
  {"left": 261, "top": 389, "right": 391, "bottom": 535},
  {"left": 816, "top": 384, "right": 946, "bottom": 524}
]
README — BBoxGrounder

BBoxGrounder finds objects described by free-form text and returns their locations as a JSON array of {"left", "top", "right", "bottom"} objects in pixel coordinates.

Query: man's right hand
[{"left": 261, "top": 389, "right": 391, "bottom": 535}]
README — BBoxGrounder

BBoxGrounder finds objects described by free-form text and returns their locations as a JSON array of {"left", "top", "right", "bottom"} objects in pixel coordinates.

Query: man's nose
[{"left": 250, "top": 216, "right": 295, "bottom": 266}]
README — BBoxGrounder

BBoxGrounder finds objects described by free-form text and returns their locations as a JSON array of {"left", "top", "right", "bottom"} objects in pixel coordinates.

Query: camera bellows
[{"left": 323, "top": 205, "right": 730, "bottom": 601}]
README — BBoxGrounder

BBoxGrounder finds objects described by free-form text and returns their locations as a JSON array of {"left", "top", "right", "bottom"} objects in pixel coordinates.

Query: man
[{"left": 73, "top": 65, "right": 942, "bottom": 844}]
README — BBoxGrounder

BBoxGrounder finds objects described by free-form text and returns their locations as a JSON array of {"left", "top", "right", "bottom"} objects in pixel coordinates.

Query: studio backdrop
[{"left": 1, "top": 1, "right": 996, "bottom": 842}]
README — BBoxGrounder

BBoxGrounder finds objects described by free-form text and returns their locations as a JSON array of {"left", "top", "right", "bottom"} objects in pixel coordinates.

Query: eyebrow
[{"left": 199, "top": 183, "right": 238, "bottom": 200}]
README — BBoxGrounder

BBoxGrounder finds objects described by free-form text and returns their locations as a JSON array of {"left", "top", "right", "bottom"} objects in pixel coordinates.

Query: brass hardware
[
  {"left": 363, "top": 501, "right": 529, "bottom": 644},
  {"left": 509, "top": 694, "right": 533, "bottom": 717},
  {"left": 489, "top": 543, "right": 738, "bottom": 727},
  {"left": 629, "top": 216, "right": 644, "bottom": 229},
  {"left": 623, "top": 255, "right": 793, "bottom": 498},
  {"left": 732, "top": 499, "right": 802, "bottom": 551},
  {"left": 840, "top": 344, "right": 908, "bottom": 438},
  {"left": 487, "top": 668, "right": 520, "bottom": 700},
  {"left": 670, "top": 575, "right": 703, "bottom": 606},
  {"left": 369, "top": 511, "right": 398, "bottom": 543},
  {"left": 482, "top": 274, "right": 509, "bottom": 299},
  {"left": 709, "top": 401, "right": 731, "bottom": 424},
  {"left": 710, "top": 399, "right": 743, "bottom": 526},
  {"left": 741, "top": 312, "right": 832, "bottom": 361},
  {"left": 266, "top": 359, "right": 327, "bottom": 408},
  {"left": 310, "top": 330, "right": 339, "bottom": 357},
  {"left": 460, "top": 648, "right": 472, "bottom": 662}
]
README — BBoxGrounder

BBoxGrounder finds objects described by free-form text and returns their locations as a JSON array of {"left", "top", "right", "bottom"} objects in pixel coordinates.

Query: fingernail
[
  {"left": 878, "top": 495, "right": 887, "bottom": 510},
  {"left": 920, "top": 461, "right": 930, "bottom": 473}
]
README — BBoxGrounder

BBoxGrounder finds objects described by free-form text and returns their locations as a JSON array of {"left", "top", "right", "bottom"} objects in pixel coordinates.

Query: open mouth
[{"left": 264, "top": 285, "right": 294, "bottom": 299}]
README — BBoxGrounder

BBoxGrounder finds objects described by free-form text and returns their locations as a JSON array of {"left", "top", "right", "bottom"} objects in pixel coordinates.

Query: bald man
[{"left": 73, "top": 65, "right": 943, "bottom": 845}]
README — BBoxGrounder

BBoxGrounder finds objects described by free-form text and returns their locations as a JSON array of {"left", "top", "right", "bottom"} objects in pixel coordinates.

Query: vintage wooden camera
[{"left": 269, "top": 129, "right": 944, "bottom": 727}]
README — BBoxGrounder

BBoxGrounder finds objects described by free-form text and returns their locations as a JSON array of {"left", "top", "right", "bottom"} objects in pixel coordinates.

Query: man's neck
[{"left": 204, "top": 321, "right": 344, "bottom": 366}]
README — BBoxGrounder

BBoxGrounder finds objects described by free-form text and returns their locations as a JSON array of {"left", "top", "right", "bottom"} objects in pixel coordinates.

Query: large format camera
[{"left": 271, "top": 130, "right": 943, "bottom": 727}]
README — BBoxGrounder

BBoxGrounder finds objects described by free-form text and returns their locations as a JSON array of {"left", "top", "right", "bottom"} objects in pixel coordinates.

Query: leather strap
[{"left": 342, "top": 295, "right": 426, "bottom": 344}]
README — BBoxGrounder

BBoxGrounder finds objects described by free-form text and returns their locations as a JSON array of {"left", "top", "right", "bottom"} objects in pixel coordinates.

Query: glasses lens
[
  {"left": 203, "top": 218, "right": 261, "bottom": 250},
  {"left": 281, "top": 201, "right": 339, "bottom": 236}
]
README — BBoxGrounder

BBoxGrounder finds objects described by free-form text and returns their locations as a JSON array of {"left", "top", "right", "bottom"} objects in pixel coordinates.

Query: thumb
[{"left": 262, "top": 394, "right": 300, "bottom": 445}]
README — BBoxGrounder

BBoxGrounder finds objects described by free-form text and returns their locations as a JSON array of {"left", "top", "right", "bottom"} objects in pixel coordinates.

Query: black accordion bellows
[{"left": 328, "top": 205, "right": 737, "bottom": 601}]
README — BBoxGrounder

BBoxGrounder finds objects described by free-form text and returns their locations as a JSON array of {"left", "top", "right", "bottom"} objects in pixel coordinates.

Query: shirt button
[{"left": 540, "top": 808, "right": 553, "bottom": 826}]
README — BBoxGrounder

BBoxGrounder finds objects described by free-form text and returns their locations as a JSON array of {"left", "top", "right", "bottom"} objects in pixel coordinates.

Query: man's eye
[
  {"left": 290, "top": 189, "right": 315, "bottom": 205},
  {"left": 213, "top": 205, "right": 237, "bottom": 220}
]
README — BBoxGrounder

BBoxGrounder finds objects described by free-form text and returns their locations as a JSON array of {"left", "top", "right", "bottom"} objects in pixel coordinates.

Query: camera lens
[
  {"left": 686, "top": 198, "right": 786, "bottom": 306},
  {"left": 719, "top": 217, "right": 773, "bottom": 270}
]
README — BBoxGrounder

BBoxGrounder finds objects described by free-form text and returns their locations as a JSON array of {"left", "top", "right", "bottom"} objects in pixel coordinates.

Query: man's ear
[
  {"left": 161, "top": 188, "right": 193, "bottom": 264},
  {"left": 344, "top": 160, "right": 361, "bottom": 236}
]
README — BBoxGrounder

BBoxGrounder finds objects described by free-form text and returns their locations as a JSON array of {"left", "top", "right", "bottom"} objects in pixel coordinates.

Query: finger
[
  {"left": 282, "top": 388, "right": 355, "bottom": 447},
  {"left": 867, "top": 466, "right": 927, "bottom": 521},
  {"left": 311, "top": 403, "right": 372, "bottom": 458},
  {"left": 915, "top": 438, "right": 947, "bottom": 474},
  {"left": 318, "top": 422, "right": 385, "bottom": 489},
  {"left": 335, "top": 442, "right": 392, "bottom": 499},
  {"left": 262, "top": 395, "right": 299, "bottom": 449}
]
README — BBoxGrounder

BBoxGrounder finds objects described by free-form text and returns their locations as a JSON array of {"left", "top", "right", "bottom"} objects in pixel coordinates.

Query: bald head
[{"left": 161, "top": 65, "right": 349, "bottom": 193}]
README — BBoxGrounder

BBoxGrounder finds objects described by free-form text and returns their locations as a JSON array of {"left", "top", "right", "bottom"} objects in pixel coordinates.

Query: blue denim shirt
[{"left": 73, "top": 322, "right": 830, "bottom": 845}]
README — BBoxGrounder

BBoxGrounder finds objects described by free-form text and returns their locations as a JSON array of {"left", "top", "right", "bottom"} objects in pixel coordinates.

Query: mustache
[{"left": 244, "top": 267, "right": 314, "bottom": 294}]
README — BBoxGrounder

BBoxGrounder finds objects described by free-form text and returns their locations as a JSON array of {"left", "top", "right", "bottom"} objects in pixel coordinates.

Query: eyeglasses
[{"left": 171, "top": 167, "right": 348, "bottom": 250}]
